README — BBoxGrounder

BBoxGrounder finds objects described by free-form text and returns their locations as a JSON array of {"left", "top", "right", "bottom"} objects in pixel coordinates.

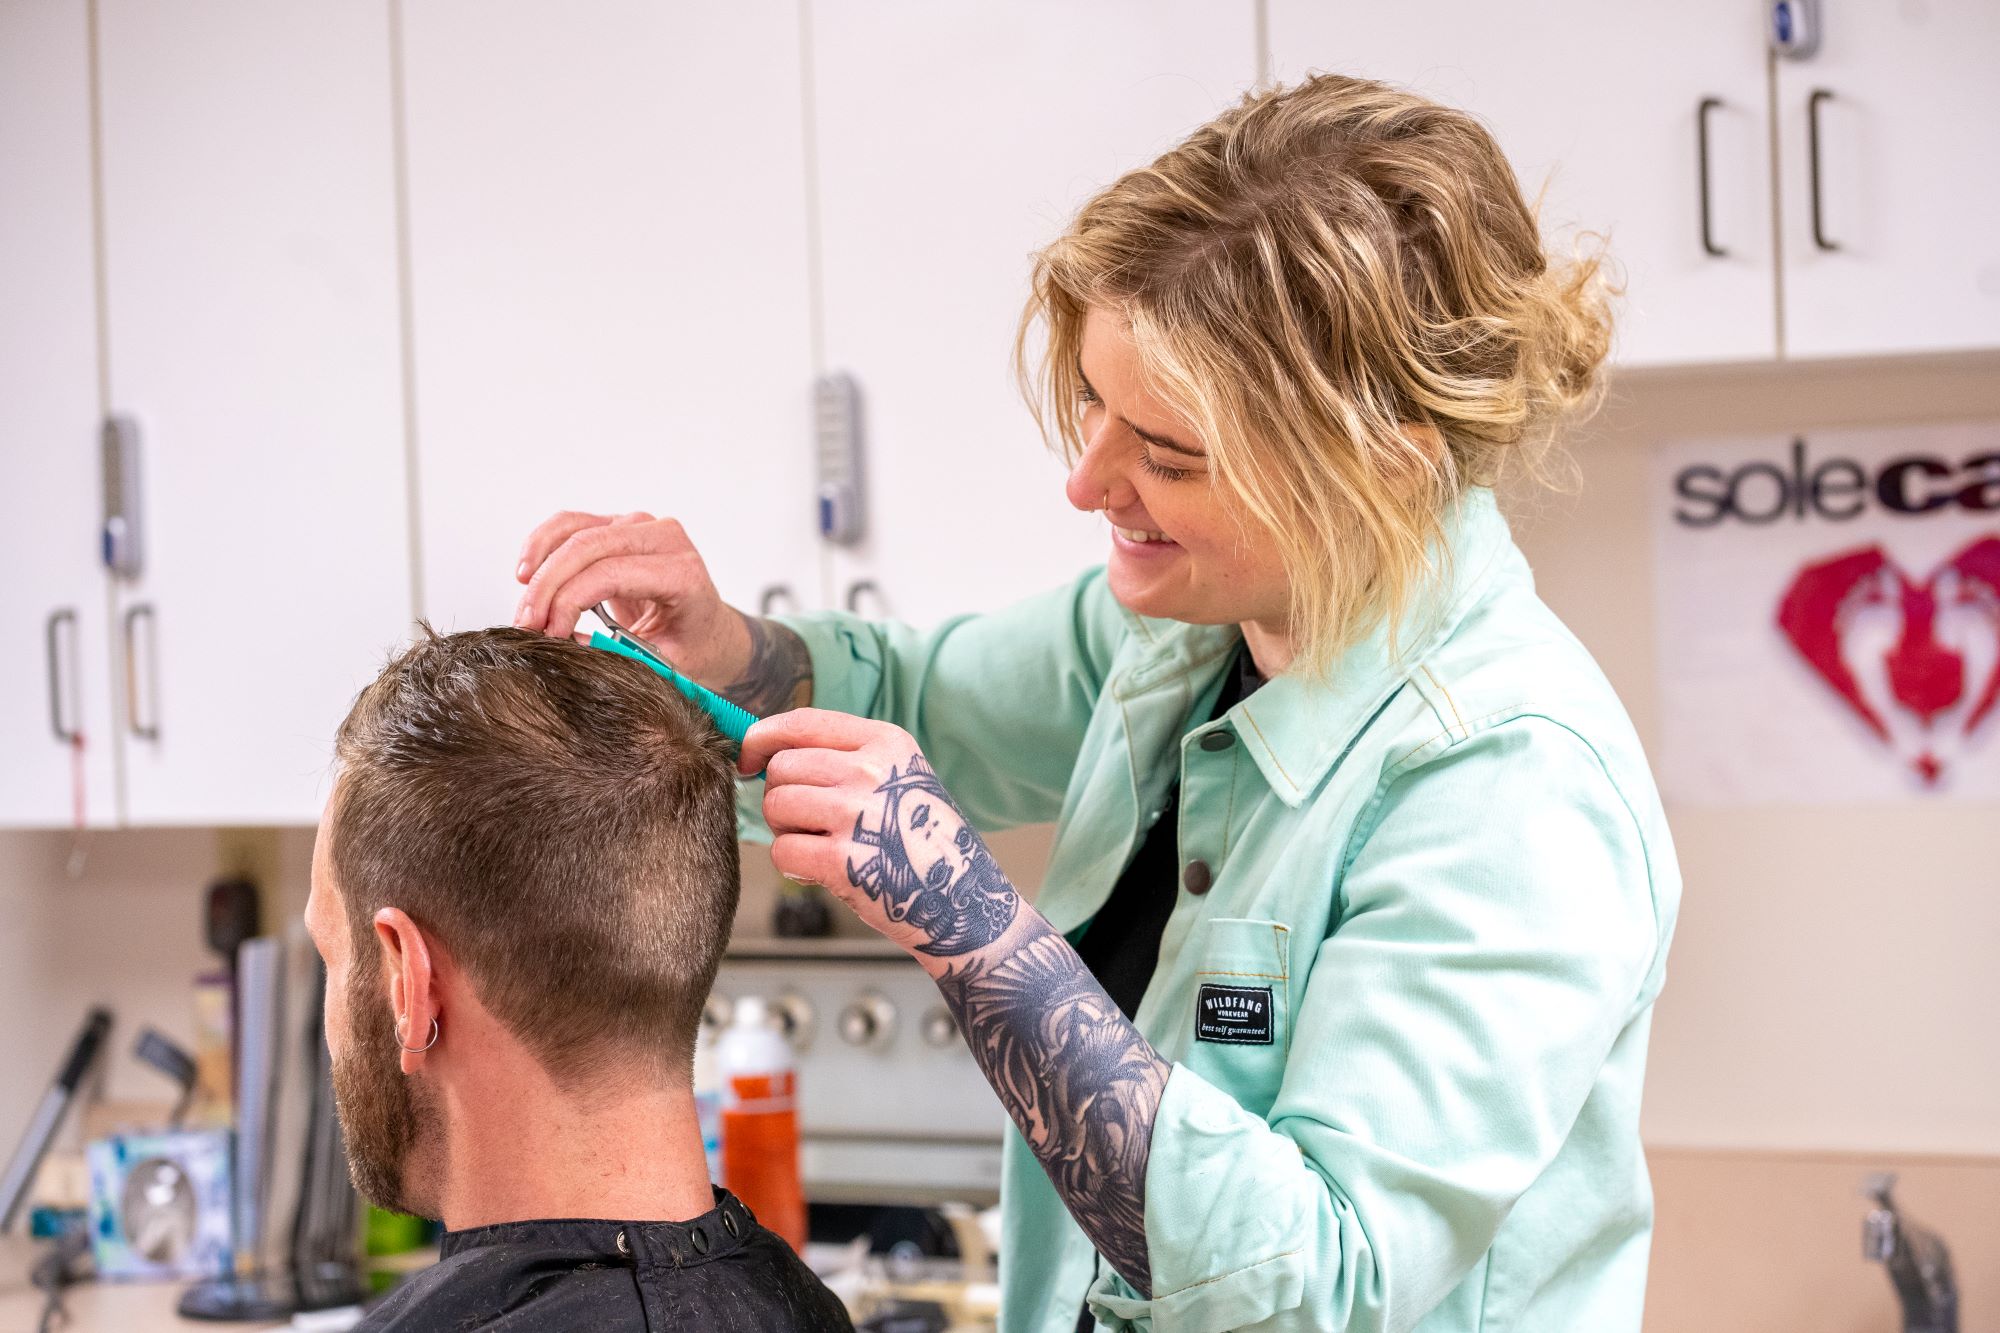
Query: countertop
[{"left": 0, "top": 1238, "right": 288, "bottom": 1333}]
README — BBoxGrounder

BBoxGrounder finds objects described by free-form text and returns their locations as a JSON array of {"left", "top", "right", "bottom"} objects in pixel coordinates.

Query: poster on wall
[{"left": 1651, "top": 421, "right": 2000, "bottom": 804}]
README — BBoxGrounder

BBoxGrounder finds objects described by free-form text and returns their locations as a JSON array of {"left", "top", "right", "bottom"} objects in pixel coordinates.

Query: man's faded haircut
[{"left": 330, "top": 625, "right": 739, "bottom": 1084}]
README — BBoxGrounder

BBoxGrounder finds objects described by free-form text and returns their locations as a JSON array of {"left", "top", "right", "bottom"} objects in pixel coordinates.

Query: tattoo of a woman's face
[{"left": 845, "top": 755, "right": 1019, "bottom": 955}]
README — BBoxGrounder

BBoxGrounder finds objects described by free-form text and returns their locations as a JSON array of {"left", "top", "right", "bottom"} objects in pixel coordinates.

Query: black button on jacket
[{"left": 355, "top": 1189, "right": 853, "bottom": 1332}]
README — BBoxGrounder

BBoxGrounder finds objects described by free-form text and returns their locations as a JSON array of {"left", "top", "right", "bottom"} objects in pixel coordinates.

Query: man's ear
[{"left": 373, "top": 907, "right": 439, "bottom": 1075}]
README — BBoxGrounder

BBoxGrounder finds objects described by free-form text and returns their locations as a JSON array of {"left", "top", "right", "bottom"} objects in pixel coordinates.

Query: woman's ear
[
  {"left": 373, "top": 906, "right": 438, "bottom": 1074},
  {"left": 1400, "top": 422, "right": 1447, "bottom": 465}
]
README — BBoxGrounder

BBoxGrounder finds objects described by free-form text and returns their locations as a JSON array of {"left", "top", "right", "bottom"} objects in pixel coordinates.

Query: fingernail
[
  {"left": 513, "top": 605, "right": 533, "bottom": 628},
  {"left": 515, "top": 561, "right": 530, "bottom": 581}
]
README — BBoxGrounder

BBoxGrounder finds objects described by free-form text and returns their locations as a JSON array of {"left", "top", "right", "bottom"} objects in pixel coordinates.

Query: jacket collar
[{"left": 1115, "top": 487, "right": 1523, "bottom": 808}]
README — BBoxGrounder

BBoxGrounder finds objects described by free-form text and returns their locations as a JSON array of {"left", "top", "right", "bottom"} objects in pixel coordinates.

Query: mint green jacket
[{"left": 745, "top": 490, "right": 1680, "bottom": 1332}]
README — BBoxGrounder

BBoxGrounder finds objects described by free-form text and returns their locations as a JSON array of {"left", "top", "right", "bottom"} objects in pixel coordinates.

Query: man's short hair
[{"left": 330, "top": 625, "right": 739, "bottom": 1084}]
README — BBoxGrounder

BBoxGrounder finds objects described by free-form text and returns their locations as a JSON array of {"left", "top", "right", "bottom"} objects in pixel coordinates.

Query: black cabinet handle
[
  {"left": 1808, "top": 88, "right": 1840, "bottom": 252},
  {"left": 843, "top": 579, "right": 885, "bottom": 615},
  {"left": 123, "top": 602, "right": 160, "bottom": 741},
  {"left": 758, "top": 584, "right": 799, "bottom": 617},
  {"left": 1697, "top": 97, "right": 1727, "bottom": 257},
  {"left": 45, "top": 608, "right": 79, "bottom": 743}
]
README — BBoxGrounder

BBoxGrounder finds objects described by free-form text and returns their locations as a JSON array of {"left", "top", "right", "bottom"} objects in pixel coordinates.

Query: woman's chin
[{"left": 1107, "top": 559, "right": 1190, "bottom": 621}]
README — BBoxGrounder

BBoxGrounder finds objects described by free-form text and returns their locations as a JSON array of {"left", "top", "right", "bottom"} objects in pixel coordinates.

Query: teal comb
[{"left": 586, "top": 605, "right": 758, "bottom": 748}]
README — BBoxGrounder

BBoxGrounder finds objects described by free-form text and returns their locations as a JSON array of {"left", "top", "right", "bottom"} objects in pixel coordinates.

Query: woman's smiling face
[{"left": 1062, "top": 307, "right": 1291, "bottom": 633}]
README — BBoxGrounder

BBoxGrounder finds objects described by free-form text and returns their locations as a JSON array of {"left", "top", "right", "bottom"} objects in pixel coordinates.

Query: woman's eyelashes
[
  {"left": 1137, "top": 448, "right": 1196, "bottom": 482},
  {"left": 1076, "top": 380, "right": 1199, "bottom": 481}
]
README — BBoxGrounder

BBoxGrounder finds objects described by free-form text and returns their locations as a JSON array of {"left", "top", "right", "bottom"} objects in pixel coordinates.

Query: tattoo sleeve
[
  {"left": 936, "top": 914, "right": 1171, "bottom": 1297},
  {"left": 844, "top": 753, "right": 1169, "bottom": 1295},
  {"left": 720, "top": 613, "right": 813, "bottom": 715}
]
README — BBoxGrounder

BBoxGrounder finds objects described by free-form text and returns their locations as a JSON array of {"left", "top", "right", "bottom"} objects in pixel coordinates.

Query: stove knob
[
  {"left": 837, "top": 992, "right": 897, "bottom": 1049},
  {"left": 772, "top": 992, "right": 816, "bottom": 1052},
  {"left": 920, "top": 1006, "right": 961, "bottom": 1050}
]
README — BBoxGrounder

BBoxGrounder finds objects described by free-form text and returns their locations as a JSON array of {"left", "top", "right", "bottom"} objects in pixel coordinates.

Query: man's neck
[{"left": 431, "top": 1059, "right": 714, "bottom": 1232}]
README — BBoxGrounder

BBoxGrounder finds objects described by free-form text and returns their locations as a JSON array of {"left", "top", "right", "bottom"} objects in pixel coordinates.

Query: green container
[{"left": 364, "top": 1204, "right": 430, "bottom": 1256}]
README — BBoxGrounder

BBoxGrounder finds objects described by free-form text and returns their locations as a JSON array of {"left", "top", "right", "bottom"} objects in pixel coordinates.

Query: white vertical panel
[
  {"left": 810, "top": 0, "right": 1260, "bottom": 627},
  {"left": 97, "top": 0, "right": 411, "bottom": 823},
  {"left": 399, "top": 0, "right": 819, "bottom": 633},
  {"left": 1776, "top": 1, "right": 2000, "bottom": 358},
  {"left": 0, "top": 0, "right": 119, "bottom": 827}
]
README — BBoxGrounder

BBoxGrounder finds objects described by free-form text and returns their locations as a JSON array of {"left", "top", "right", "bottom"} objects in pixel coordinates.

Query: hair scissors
[{"left": 587, "top": 603, "right": 758, "bottom": 749}]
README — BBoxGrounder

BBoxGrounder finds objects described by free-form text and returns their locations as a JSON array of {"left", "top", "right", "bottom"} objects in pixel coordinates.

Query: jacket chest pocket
[{"left": 1182, "top": 917, "right": 1292, "bottom": 1118}]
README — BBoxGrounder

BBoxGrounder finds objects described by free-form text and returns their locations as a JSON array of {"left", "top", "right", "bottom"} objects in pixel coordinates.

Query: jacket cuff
[
  {"left": 778, "top": 610, "right": 885, "bottom": 720},
  {"left": 1084, "top": 1063, "right": 1311, "bottom": 1332},
  {"left": 731, "top": 612, "right": 883, "bottom": 844}
]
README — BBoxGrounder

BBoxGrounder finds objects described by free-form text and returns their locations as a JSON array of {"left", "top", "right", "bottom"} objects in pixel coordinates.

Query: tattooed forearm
[
  {"left": 937, "top": 913, "right": 1170, "bottom": 1297},
  {"left": 845, "top": 754, "right": 1019, "bottom": 955},
  {"left": 836, "top": 748, "right": 1168, "bottom": 1280},
  {"left": 721, "top": 613, "right": 813, "bottom": 715},
  {"left": 835, "top": 747, "right": 1165, "bottom": 1289}
]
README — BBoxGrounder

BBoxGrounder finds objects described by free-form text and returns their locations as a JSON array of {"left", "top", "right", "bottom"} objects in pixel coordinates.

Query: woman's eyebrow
[
  {"left": 1077, "top": 367, "right": 1207, "bottom": 458},
  {"left": 1131, "top": 424, "right": 1205, "bottom": 458}
]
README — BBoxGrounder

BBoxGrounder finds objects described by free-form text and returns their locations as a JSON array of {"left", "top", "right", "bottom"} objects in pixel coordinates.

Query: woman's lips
[{"left": 1111, "top": 525, "right": 1181, "bottom": 556}]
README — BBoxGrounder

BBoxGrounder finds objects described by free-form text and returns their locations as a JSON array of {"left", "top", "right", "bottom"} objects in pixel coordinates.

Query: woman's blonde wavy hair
[{"left": 1018, "top": 73, "right": 1612, "bottom": 674}]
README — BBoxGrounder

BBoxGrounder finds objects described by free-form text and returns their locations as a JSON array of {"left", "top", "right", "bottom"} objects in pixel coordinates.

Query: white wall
[
  {"left": 1507, "top": 350, "right": 2000, "bottom": 1155},
  {"left": 0, "top": 829, "right": 227, "bottom": 1139}
]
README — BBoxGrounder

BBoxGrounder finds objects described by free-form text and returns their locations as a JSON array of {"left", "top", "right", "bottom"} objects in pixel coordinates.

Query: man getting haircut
[{"left": 307, "top": 626, "right": 851, "bottom": 1332}]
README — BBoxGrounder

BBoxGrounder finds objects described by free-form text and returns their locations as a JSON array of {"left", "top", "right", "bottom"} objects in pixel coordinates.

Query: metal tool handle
[
  {"left": 123, "top": 602, "right": 160, "bottom": 741},
  {"left": 1697, "top": 97, "right": 1728, "bottom": 257},
  {"left": 1808, "top": 88, "right": 1840, "bottom": 252},
  {"left": 45, "top": 608, "right": 79, "bottom": 743}
]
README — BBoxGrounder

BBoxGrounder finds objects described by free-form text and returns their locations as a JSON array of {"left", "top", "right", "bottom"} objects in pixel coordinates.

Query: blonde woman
[{"left": 515, "top": 75, "right": 1680, "bottom": 1333}]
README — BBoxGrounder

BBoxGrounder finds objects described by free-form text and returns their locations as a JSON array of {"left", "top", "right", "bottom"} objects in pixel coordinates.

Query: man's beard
[{"left": 330, "top": 963, "right": 440, "bottom": 1217}]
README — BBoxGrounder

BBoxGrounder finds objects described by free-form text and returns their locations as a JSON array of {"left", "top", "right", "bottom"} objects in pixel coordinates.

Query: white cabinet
[
  {"left": 398, "top": 0, "right": 820, "bottom": 632},
  {"left": 1775, "top": 1, "right": 2000, "bottom": 359},
  {"left": 94, "top": 0, "right": 412, "bottom": 823},
  {"left": 808, "top": 1, "right": 1260, "bottom": 627},
  {"left": 0, "top": 0, "right": 118, "bottom": 828},
  {"left": 1267, "top": 0, "right": 1779, "bottom": 368}
]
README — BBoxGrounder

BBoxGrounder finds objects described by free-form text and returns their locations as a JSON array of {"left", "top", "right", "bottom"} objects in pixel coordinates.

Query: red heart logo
[{"left": 1776, "top": 536, "right": 2000, "bottom": 783}]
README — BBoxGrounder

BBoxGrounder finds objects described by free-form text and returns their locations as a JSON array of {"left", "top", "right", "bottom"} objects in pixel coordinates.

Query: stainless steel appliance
[{"left": 712, "top": 939, "right": 1006, "bottom": 1206}]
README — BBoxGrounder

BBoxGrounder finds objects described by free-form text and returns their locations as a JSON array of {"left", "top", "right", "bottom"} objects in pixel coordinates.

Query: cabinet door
[
  {"left": 400, "top": 1, "right": 819, "bottom": 632},
  {"left": 811, "top": 1, "right": 1258, "bottom": 627},
  {"left": 96, "top": 0, "right": 411, "bottom": 824},
  {"left": 0, "top": 0, "right": 119, "bottom": 828},
  {"left": 1268, "top": 0, "right": 1777, "bottom": 367},
  {"left": 1776, "top": 3, "right": 2000, "bottom": 358}
]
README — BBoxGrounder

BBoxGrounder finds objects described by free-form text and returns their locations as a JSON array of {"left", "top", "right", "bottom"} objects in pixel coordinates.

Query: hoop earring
[{"left": 397, "top": 1016, "right": 439, "bottom": 1053}]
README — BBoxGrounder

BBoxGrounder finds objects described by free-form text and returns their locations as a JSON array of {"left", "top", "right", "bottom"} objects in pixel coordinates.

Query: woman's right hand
[{"left": 512, "top": 510, "right": 753, "bottom": 690}]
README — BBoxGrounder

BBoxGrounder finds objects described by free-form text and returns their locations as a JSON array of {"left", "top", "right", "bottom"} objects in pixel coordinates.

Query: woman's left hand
[{"left": 739, "top": 710, "right": 1023, "bottom": 960}]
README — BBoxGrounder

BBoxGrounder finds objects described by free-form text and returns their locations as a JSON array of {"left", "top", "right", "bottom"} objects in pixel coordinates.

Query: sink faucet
[{"left": 1862, "top": 1173, "right": 1959, "bottom": 1333}]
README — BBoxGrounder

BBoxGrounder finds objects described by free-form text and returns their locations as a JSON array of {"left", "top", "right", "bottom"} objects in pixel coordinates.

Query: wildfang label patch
[{"left": 1195, "top": 983, "right": 1274, "bottom": 1045}]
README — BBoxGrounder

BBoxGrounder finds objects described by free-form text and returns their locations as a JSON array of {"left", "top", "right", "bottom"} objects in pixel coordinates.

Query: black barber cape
[{"left": 356, "top": 1188, "right": 853, "bottom": 1332}]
